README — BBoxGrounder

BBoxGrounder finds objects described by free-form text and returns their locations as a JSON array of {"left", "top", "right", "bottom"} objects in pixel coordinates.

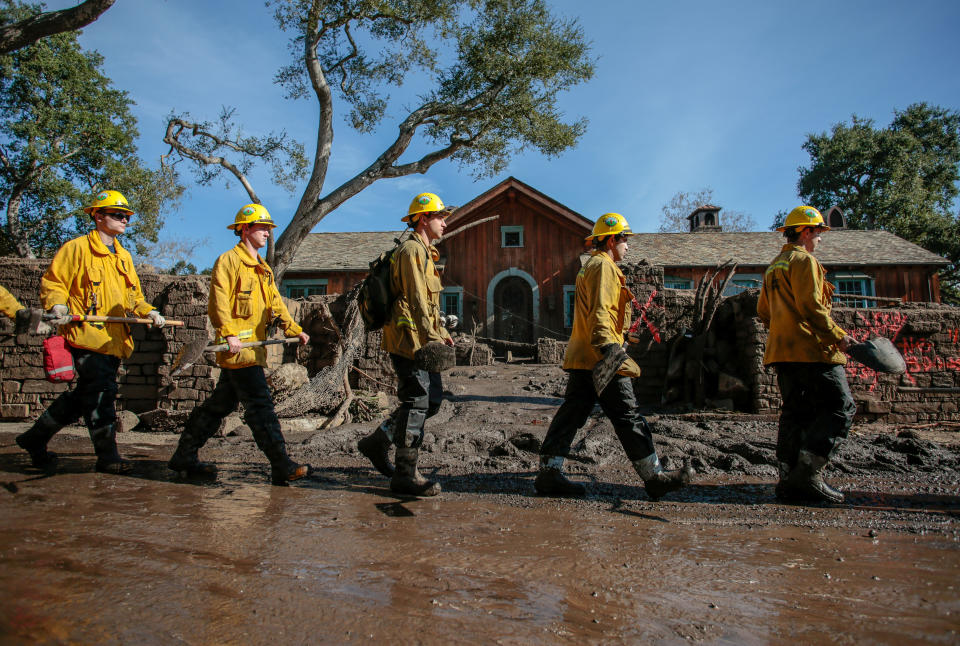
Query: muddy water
[{"left": 1, "top": 454, "right": 958, "bottom": 645}]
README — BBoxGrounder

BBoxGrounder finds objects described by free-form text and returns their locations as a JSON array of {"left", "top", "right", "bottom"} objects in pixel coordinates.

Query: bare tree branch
[{"left": 0, "top": 0, "right": 115, "bottom": 54}]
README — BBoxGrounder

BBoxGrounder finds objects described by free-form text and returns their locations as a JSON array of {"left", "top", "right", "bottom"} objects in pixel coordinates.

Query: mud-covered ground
[{"left": 1, "top": 362, "right": 959, "bottom": 643}]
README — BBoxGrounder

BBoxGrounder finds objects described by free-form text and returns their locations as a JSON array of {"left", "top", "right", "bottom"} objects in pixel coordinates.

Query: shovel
[{"left": 170, "top": 336, "right": 302, "bottom": 376}]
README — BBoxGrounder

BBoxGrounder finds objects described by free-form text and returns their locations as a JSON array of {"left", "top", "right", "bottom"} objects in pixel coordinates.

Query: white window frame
[
  {"left": 663, "top": 275, "right": 693, "bottom": 290},
  {"left": 283, "top": 278, "right": 328, "bottom": 298},
  {"left": 563, "top": 285, "right": 576, "bottom": 328},
  {"left": 441, "top": 286, "right": 463, "bottom": 318},
  {"left": 500, "top": 225, "right": 524, "bottom": 248},
  {"left": 829, "top": 272, "right": 875, "bottom": 308}
]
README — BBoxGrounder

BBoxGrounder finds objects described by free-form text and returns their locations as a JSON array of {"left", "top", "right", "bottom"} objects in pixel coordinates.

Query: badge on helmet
[
  {"left": 228, "top": 203, "right": 276, "bottom": 230},
  {"left": 585, "top": 212, "right": 633, "bottom": 241},
  {"left": 83, "top": 190, "right": 134, "bottom": 216}
]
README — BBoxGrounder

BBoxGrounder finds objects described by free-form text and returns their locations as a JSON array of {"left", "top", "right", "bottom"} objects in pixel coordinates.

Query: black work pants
[
  {"left": 774, "top": 362, "right": 856, "bottom": 466},
  {"left": 47, "top": 347, "right": 120, "bottom": 430},
  {"left": 540, "top": 370, "right": 655, "bottom": 462},
  {"left": 388, "top": 354, "right": 442, "bottom": 448},
  {"left": 176, "top": 365, "right": 290, "bottom": 467}
]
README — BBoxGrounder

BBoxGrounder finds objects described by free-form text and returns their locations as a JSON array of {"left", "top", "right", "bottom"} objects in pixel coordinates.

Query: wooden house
[{"left": 281, "top": 180, "right": 950, "bottom": 340}]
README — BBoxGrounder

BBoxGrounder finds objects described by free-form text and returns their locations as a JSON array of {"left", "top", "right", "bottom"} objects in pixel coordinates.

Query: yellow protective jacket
[
  {"left": 0, "top": 285, "right": 23, "bottom": 319},
  {"left": 562, "top": 251, "right": 642, "bottom": 376},
  {"left": 41, "top": 231, "right": 155, "bottom": 359},
  {"left": 757, "top": 243, "right": 847, "bottom": 365},
  {"left": 382, "top": 235, "right": 451, "bottom": 360},
  {"left": 208, "top": 242, "right": 302, "bottom": 369}
]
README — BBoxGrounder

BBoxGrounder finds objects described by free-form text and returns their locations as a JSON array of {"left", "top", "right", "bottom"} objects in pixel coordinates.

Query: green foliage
[
  {"left": 270, "top": 0, "right": 594, "bottom": 178},
  {"left": 0, "top": 1, "right": 181, "bottom": 257},
  {"left": 659, "top": 188, "right": 757, "bottom": 233},
  {"left": 798, "top": 103, "right": 960, "bottom": 304}
]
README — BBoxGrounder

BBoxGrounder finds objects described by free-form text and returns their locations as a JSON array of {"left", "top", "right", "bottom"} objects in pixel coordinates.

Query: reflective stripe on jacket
[
  {"left": 757, "top": 243, "right": 847, "bottom": 365},
  {"left": 0, "top": 285, "right": 23, "bottom": 319},
  {"left": 41, "top": 231, "right": 154, "bottom": 358},
  {"left": 381, "top": 236, "right": 451, "bottom": 360},
  {"left": 208, "top": 243, "right": 302, "bottom": 369},
  {"left": 562, "top": 251, "right": 641, "bottom": 376}
]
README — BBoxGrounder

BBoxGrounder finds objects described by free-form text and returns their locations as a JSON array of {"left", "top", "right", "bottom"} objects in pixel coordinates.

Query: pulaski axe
[{"left": 170, "top": 336, "right": 302, "bottom": 376}]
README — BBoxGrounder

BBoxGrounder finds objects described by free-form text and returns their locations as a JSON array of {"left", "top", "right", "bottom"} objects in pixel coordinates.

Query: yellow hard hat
[
  {"left": 83, "top": 190, "right": 134, "bottom": 216},
  {"left": 228, "top": 203, "right": 276, "bottom": 230},
  {"left": 403, "top": 192, "right": 446, "bottom": 223},
  {"left": 777, "top": 205, "right": 829, "bottom": 232},
  {"left": 585, "top": 212, "right": 633, "bottom": 241}
]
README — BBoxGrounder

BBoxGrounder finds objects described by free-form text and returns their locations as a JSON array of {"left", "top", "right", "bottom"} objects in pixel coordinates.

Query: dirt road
[{"left": 1, "top": 363, "right": 958, "bottom": 643}]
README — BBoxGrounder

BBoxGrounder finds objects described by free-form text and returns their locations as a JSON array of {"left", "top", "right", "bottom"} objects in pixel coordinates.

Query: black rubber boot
[
  {"left": 633, "top": 453, "right": 692, "bottom": 501},
  {"left": 391, "top": 447, "right": 440, "bottom": 497},
  {"left": 168, "top": 446, "right": 219, "bottom": 479},
  {"left": 358, "top": 423, "right": 395, "bottom": 477},
  {"left": 89, "top": 424, "right": 132, "bottom": 475},
  {"left": 784, "top": 450, "right": 844, "bottom": 503},
  {"left": 246, "top": 410, "right": 311, "bottom": 486},
  {"left": 16, "top": 411, "right": 62, "bottom": 469},
  {"left": 534, "top": 467, "right": 586, "bottom": 497}
]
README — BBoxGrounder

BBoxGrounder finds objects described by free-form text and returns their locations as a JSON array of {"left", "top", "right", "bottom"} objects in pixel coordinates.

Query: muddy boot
[
  {"left": 633, "top": 453, "right": 692, "bottom": 501},
  {"left": 774, "top": 460, "right": 803, "bottom": 501},
  {"left": 89, "top": 424, "right": 132, "bottom": 475},
  {"left": 357, "top": 422, "right": 395, "bottom": 478},
  {"left": 534, "top": 456, "right": 585, "bottom": 497},
  {"left": 785, "top": 450, "right": 844, "bottom": 504},
  {"left": 167, "top": 446, "right": 218, "bottom": 479},
  {"left": 16, "top": 411, "right": 62, "bottom": 469},
  {"left": 391, "top": 447, "right": 440, "bottom": 497},
  {"left": 271, "top": 458, "right": 311, "bottom": 486}
]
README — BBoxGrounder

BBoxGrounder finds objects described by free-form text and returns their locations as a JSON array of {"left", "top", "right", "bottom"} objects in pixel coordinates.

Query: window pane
[{"left": 504, "top": 231, "right": 521, "bottom": 247}]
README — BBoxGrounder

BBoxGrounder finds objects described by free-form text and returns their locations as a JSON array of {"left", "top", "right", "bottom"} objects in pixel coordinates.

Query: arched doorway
[{"left": 493, "top": 276, "right": 533, "bottom": 343}]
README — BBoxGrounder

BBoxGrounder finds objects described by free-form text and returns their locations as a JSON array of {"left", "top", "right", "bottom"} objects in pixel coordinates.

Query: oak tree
[
  {"left": 797, "top": 103, "right": 960, "bottom": 303},
  {"left": 0, "top": 1, "right": 181, "bottom": 258},
  {"left": 205, "top": 0, "right": 597, "bottom": 277}
]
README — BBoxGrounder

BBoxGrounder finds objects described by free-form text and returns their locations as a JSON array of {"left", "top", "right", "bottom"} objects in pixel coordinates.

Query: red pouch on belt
[{"left": 43, "top": 335, "right": 75, "bottom": 382}]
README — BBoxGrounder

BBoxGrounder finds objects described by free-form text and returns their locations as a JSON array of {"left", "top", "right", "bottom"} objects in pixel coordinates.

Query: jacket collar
[
  {"left": 232, "top": 242, "right": 267, "bottom": 268},
  {"left": 591, "top": 250, "right": 625, "bottom": 279},
  {"left": 410, "top": 234, "right": 440, "bottom": 261},
  {"left": 86, "top": 230, "right": 125, "bottom": 256}
]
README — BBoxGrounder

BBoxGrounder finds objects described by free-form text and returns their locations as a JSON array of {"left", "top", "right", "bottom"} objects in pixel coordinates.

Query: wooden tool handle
[
  {"left": 66, "top": 315, "right": 185, "bottom": 327},
  {"left": 205, "top": 337, "right": 301, "bottom": 352}
]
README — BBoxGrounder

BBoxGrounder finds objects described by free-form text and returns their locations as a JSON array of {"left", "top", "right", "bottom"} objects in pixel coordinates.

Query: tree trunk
[
  {"left": 5, "top": 185, "right": 36, "bottom": 258},
  {"left": 0, "top": 0, "right": 116, "bottom": 54}
]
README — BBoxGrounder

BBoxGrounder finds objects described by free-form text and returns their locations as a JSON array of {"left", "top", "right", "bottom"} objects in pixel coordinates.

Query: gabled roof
[
  {"left": 285, "top": 231, "right": 407, "bottom": 273},
  {"left": 623, "top": 230, "right": 949, "bottom": 268},
  {"left": 447, "top": 176, "right": 593, "bottom": 231}
]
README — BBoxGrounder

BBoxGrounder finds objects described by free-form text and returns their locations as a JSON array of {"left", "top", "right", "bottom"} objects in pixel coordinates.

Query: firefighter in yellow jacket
[
  {"left": 0, "top": 285, "right": 24, "bottom": 320},
  {"left": 758, "top": 205, "right": 855, "bottom": 503},
  {"left": 16, "top": 190, "right": 166, "bottom": 474},
  {"left": 357, "top": 192, "right": 452, "bottom": 496},
  {"left": 535, "top": 213, "right": 691, "bottom": 500},
  {"left": 167, "top": 204, "right": 310, "bottom": 485}
]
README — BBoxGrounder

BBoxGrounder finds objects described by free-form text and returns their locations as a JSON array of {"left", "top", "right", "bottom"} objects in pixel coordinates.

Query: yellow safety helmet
[
  {"left": 777, "top": 205, "right": 829, "bottom": 232},
  {"left": 228, "top": 203, "right": 276, "bottom": 230},
  {"left": 403, "top": 192, "right": 446, "bottom": 223},
  {"left": 83, "top": 190, "right": 134, "bottom": 216},
  {"left": 585, "top": 212, "right": 633, "bottom": 242}
]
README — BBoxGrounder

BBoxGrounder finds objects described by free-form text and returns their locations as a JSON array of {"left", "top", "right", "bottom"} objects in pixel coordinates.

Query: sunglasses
[{"left": 102, "top": 211, "right": 132, "bottom": 222}]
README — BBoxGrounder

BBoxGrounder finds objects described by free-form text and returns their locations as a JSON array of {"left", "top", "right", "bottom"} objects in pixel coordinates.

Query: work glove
[
  {"left": 48, "top": 304, "right": 71, "bottom": 326},
  {"left": 147, "top": 310, "right": 166, "bottom": 328}
]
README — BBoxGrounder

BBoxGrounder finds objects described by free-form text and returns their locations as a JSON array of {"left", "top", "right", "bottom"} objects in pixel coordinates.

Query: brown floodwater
[{"left": 1, "top": 441, "right": 959, "bottom": 644}]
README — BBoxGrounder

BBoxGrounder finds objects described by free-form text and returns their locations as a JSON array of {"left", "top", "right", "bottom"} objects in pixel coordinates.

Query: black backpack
[{"left": 358, "top": 236, "right": 405, "bottom": 330}]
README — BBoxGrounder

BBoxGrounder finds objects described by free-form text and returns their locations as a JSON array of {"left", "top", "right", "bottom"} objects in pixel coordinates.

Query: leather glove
[
  {"left": 147, "top": 310, "right": 166, "bottom": 328},
  {"left": 48, "top": 304, "right": 71, "bottom": 325}
]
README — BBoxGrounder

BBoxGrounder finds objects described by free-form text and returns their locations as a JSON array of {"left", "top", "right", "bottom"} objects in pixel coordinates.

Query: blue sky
[{"left": 42, "top": 0, "right": 960, "bottom": 270}]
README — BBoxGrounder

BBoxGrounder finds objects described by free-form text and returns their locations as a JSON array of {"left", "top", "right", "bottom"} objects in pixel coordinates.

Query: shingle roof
[
  {"left": 285, "top": 231, "right": 408, "bottom": 272},
  {"left": 622, "top": 230, "right": 949, "bottom": 268}
]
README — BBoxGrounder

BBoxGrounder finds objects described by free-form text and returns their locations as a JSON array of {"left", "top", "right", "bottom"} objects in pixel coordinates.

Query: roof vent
[{"left": 687, "top": 205, "right": 723, "bottom": 233}]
